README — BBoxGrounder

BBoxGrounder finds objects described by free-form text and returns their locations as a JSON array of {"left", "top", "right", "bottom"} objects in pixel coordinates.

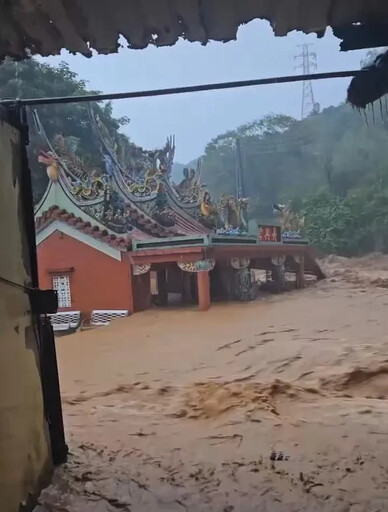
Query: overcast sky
[{"left": 42, "top": 20, "right": 366, "bottom": 163}]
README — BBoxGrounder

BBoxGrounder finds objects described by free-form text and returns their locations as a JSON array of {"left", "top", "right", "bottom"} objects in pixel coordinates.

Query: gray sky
[{"left": 42, "top": 20, "right": 366, "bottom": 163}]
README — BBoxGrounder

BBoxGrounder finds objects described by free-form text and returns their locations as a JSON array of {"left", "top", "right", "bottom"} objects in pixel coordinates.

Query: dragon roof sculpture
[
  {"left": 32, "top": 106, "right": 251, "bottom": 243},
  {"left": 88, "top": 106, "right": 212, "bottom": 234},
  {"left": 273, "top": 203, "right": 305, "bottom": 240},
  {"left": 31, "top": 107, "right": 211, "bottom": 242}
]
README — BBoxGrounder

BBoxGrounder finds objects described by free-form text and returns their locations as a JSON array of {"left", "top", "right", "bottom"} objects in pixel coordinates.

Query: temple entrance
[
  {"left": 148, "top": 261, "right": 259, "bottom": 310},
  {"left": 151, "top": 265, "right": 208, "bottom": 309}
]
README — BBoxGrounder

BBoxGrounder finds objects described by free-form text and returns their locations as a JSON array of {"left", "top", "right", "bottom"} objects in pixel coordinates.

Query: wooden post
[
  {"left": 296, "top": 255, "right": 305, "bottom": 289},
  {"left": 129, "top": 269, "right": 151, "bottom": 312},
  {"left": 197, "top": 271, "right": 211, "bottom": 311},
  {"left": 157, "top": 268, "right": 168, "bottom": 306},
  {"left": 182, "top": 272, "right": 192, "bottom": 303}
]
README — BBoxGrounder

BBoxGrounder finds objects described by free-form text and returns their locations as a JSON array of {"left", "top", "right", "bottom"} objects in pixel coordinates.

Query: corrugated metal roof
[{"left": 1, "top": 0, "right": 387, "bottom": 61}]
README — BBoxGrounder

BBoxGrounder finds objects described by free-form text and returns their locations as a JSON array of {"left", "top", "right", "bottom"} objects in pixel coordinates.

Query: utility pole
[
  {"left": 235, "top": 138, "right": 245, "bottom": 199},
  {"left": 294, "top": 44, "right": 318, "bottom": 119},
  {"left": 324, "top": 156, "right": 333, "bottom": 188},
  {"left": 235, "top": 138, "right": 249, "bottom": 231}
]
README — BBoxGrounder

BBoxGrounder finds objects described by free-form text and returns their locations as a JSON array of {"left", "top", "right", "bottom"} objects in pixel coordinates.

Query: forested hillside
[
  {"left": 203, "top": 105, "right": 388, "bottom": 209},
  {"left": 200, "top": 49, "right": 388, "bottom": 255},
  {"left": 0, "top": 58, "right": 132, "bottom": 202},
  {"left": 201, "top": 105, "right": 388, "bottom": 254}
]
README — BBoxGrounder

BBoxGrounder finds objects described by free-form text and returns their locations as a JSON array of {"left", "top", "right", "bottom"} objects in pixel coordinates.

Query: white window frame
[{"left": 52, "top": 275, "right": 72, "bottom": 308}]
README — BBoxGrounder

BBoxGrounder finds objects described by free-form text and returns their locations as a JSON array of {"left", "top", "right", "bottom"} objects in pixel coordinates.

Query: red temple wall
[{"left": 37, "top": 230, "right": 133, "bottom": 317}]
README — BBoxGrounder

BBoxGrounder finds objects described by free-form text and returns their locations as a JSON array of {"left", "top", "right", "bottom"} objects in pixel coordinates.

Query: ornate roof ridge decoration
[
  {"left": 273, "top": 203, "right": 305, "bottom": 240},
  {"left": 89, "top": 105, "right": 175, "bottom": 200},
  {"left": 170, "top": 159, "right": 203, "bottom": 206},
  {"left": 31, "top": 108, "right": 179, "bottom": 238},
  {"left": 32, "top": 109, "right": 250, "bottom": 241},
  {"left": 178, "top": 259, "right": 215, "bottom": 273},
  {"left": 29, "top": 108, "right": 107, "bottom": 206},
  {"left": 216, "top": 194, "right": 249, "bottom": 235},
  {"left": 88, "top": 105, "right": 210, "bottom": 235},
  {"left": 35, "top": 205, "right": 131, "bottom": 250},
  {"left": 133, "top": 264, "right": 151, "bottom": 275},
  {"left": 0, "top": 0, "right": 386, "bottom": 61},
  {"left": 81, "top": 185, "right": 177, "bottom": 237}
]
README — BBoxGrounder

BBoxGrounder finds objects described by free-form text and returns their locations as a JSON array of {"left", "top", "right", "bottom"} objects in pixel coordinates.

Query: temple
[{"left": 32, "top": 107, "right": 324, "bottom": 322}]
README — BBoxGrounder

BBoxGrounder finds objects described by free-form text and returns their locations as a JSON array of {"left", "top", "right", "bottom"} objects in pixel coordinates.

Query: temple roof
[
  {"left": 33, "top": 174, "right": 186, "bottom": 241},
  {"left": 1, "top": 0, "right": 387, "bottom": 62},
  {"left": 35, "top": 205, "right": 131, "bottom": 250},
  {"left": 31, "top": 113, "right": 211, "bottom": 245}
]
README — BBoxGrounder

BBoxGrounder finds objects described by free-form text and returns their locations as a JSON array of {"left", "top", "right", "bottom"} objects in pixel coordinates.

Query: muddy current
[{"left": 35, "top": 254, "right": 388, "bottom": 512}]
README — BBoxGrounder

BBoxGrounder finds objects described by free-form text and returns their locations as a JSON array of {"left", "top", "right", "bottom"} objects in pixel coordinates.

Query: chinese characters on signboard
[{"left": 258, "top": 225, "right": 281, "bottom": 243}]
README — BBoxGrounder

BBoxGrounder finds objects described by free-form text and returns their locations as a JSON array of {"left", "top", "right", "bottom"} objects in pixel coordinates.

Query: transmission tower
[{"left": 294, "top": 44, "right": 318, "bottom": 119}]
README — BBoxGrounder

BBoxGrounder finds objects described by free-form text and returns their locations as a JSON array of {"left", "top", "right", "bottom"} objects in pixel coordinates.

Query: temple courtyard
[{"left": 36, "top": 255, "right": 388, "bottom": 512}]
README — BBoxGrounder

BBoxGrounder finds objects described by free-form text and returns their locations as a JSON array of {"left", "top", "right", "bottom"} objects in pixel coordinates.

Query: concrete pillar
[
  {"left": 197, "top": 271, "right": 211, "bottom": 311},
  {"left": 296, "top": 255, "right": 305, "bottom": 289}
]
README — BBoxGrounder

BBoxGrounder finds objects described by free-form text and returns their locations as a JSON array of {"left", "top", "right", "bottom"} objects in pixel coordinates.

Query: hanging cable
[
  {"left": 0, "top": 275, "right": 34, "bottom": 292},
  {"left": 0, "top": 70, "right": 362, "bottom": 107}
]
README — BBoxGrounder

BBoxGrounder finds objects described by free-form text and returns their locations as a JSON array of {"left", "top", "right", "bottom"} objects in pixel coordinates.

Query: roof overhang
[
  {"left": 2, "top": 1, "right": 388, "bottom": 61},
  {"left": 333, "top": 23, "right": 388, "bottom": 51},
  {"left": 35, "top": 206, "right": 130, "bottom": 251},
  {"left": 36, "top": 220, "right": 123, "bottom": 261},
  {"left": 129, "top": 240, "right": 312, "bottom": 264}
]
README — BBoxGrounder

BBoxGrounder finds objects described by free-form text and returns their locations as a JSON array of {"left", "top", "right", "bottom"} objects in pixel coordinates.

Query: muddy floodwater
[{"left": 36, "top": 255, "right": 388, "bottom": 512}]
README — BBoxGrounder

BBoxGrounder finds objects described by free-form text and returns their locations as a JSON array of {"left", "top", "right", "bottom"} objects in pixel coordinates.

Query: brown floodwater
[{"left": 36, "top": 255, "right": 388, "bottom": 512}]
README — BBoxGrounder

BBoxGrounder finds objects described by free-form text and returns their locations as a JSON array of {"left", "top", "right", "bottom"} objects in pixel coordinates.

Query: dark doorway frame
[{"left": 5, "top": 103, "right": 68, "bottom": 467}]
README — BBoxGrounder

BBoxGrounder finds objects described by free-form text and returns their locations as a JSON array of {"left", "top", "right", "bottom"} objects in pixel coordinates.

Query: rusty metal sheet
[{"left": 0, "top": 0, "right": 387, "bottom": 60}]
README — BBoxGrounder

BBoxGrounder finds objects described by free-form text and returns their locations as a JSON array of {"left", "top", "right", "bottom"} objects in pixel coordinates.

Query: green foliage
[
  {"left": 302, "top": 192, "right": 357, "bottom": 255},
  {"left": 201, "top": 101, "right": 388, "bottom": 255},
  {"left": 0, "top": 58, "right": 131, "bottom": 201},
  {"left": 204, "top": 114, "right": 298, "bottom": 214},
  {"left": 302, "top": 173, "right": 388, "bottom": 256}
]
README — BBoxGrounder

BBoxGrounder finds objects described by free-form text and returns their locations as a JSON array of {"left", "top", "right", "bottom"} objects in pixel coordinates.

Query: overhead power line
[
  {"left": 242, "top": 147, "right": 321, "bottom": 155},
  {"left": 0, "top": 70, "right": 361, "bottom": 107}
]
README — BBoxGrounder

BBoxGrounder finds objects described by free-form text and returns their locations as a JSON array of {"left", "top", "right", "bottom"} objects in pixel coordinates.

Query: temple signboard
[{"left": 258, "top": 225, "right": 281, "bottom": 243}]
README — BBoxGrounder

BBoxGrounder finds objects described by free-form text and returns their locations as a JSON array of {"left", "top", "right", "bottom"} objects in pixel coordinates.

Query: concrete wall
[
  {"left": 0, "top": 115, "right": 51, "bottom": 511},
  {"left": 37, "top": 229, "right": 133, "bottom": 317}
]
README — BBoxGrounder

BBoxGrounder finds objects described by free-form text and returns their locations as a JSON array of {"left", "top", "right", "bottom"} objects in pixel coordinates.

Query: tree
[
  {"left": 203, "top": 114, "right": 297, "bottom": 217},
  {"left": 201, "top": 100, "right": 388, "bottom": 255},
  {"left": 0, "top": 58, "right": 130, "bottom": 201}
]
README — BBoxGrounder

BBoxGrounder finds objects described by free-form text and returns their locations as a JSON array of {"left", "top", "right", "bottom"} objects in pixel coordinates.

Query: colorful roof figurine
[
  {"left": 88, "top": 105, "right": 212, "bottom": 234},
  {"left": 32, "top": 105, "right": 253, "bottom": 247},
  {"left": 32, "top": 107, "right": 213, "bottom": 249}
]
